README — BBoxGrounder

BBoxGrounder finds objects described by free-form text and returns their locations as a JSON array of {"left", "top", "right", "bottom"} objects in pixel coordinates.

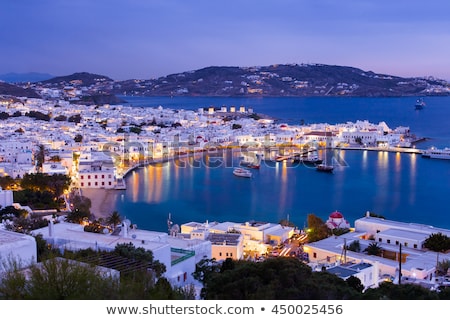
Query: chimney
[{"left": 49, "top": 220, "right": 54, "bottom": 237}]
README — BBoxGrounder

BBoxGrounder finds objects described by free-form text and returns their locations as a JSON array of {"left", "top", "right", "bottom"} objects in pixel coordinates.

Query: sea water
[{"left": 114, "top": 96, "right": 450, "bottom": 232}]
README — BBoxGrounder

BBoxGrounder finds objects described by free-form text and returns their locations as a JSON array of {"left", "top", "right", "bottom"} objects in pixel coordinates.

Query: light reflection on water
[{"left": 117, "top": 149, "right": 450, "bottom": 232}]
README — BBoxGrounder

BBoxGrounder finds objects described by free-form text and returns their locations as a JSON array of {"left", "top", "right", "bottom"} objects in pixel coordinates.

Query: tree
[
  {"left": 424, "top": 233, "right": 450, "bottom": 253},
  {"left": 424, "top": 233, "right": 450, "bottom": 276},
  {"left": 364, "top": 242, "right": 383, "bottom": 256},
  {"left": 346, "top": 275, "right": 364, "bottom": 293},
  {"left": 35, "top": 144, "right": 46, "bottom": 172},
  {"left": 306, "top": 213, "right": 329, "bottom": 242},
  {"left": 346, "top": 240, "right": 361, "bottom": 253},
  {"left": 107, "top": 211, "right": 122, "bottom": 230}
]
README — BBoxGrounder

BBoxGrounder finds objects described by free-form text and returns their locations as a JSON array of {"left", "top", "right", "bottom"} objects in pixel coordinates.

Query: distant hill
[
  {"left": 42, "top": 72, "right": 113, "bottom": 86},
  {"left": 0, "top": 82, "right": 40, "bottom": 98},
  {"left": 4, "top": 64, "right": 449, "bottom": 99},
  {"left": 0, "top": 72, "right": 54, "bottom": 83},
  {"left": 113, "top": 64, "right": 449, "bottom": 97}
]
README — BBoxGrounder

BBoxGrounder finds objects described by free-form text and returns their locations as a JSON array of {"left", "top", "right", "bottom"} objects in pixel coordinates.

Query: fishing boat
[{"left": 233, "top": 167, "right": 252, "bottom": 178}]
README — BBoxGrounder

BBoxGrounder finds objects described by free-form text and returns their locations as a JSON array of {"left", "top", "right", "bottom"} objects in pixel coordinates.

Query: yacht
[
  {"left": 415, "top": 98, "right": 426, "bottom": 110},
  {"left": 233, "top": 167, "right": 253, "bottom": 178},
  {"left": 421, "top": 147, "right": 450, "bottom": 160}
]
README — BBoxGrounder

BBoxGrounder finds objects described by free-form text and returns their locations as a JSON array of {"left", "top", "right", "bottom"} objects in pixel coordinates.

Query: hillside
[
  {"left": 42, "top": 72, "right": 113, "bottom": 87},
  {"left": 113, "top": 64, "right": 449, "bottom": 97},
  {"left": 0, "top": 82, "right": 40, "bottom": 98}
]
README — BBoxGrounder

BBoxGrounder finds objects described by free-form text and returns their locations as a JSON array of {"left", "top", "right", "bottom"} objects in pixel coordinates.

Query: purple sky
[{"left": 1, "top": 0, "right": 449, "bottom": 80}]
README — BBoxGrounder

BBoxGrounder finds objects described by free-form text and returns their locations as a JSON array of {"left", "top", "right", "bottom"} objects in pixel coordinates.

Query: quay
[{"left": 337, "top": 146, "right": 424, "bottom": 154}]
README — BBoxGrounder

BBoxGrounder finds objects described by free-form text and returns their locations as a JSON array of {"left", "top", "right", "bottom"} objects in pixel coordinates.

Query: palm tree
[
  {"left": 107, "top": 211, "right": 122, "bottom": 230},
  {"left": 364, "top": 242, "right": 383, "bottom": 256}
]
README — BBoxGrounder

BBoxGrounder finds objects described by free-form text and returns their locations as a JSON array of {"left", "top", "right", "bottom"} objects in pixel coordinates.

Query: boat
[
  {"left": 415, "top": 98, "right": 426, "bottom": 110},
  {"left": 233, "top": 167, "right": 253, "bottom": 178},
  {"left": 240, "top": 155, "right": 261, "bottom": 169},
  {"left": 421, "top": 147, "right": 450, "bottom": 160},
  {"left": 316, "top": 163, "right": 334, "bottom": 173},
  {"left": 316, "top": 149, "right": 334, "bottom": 172}
]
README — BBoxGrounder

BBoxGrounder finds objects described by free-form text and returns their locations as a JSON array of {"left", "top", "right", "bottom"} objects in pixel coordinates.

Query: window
[
  {"left": 387, "top": 239, "right": 391, "bottom": 244},
  {"left": 102, "top": 175, "right": 105, "bottom": 179},
  {"left": 219, "top": 252, "right": 222, "bottom": 256},
  {"left": 81, "top": 182, "right": 84, "bottom": 187},
  {"left": 95, "top": 182, "right": 98, "bottom": 186},
  {"left": 108, "top": 182, "right": 112, "bottom": 186},
  {"left": 313, "top": 252, "right": 317, "bottom": 258},
  {"left": 95, "top": 175, "right": 98, "bottom": 179},
  {"left": 102, "top": 182, "right": 105, "bottom": 186},
  {"left": 88, "top": 182, "right": 91, "bottom": 186},
  {"left": 413, "top": 244, "right": 417, "bottom": 249},
  {"left": 80, "top": 175, "right": 84, "bottom": 180},
  {"left": 404, "top": 242, "right": 408, "bottom": 247},
  {"left": 379, "top": 238, "right": 382, "bottom": 242},
  {"left": 395, "top": 241, "right": 399, "bottom": 245},
  {"left": 88, "top": 175, "right": 91, "bottom": 179}
]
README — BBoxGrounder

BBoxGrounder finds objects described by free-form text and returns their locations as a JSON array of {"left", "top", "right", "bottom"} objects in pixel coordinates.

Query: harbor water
[{"left": 114, "top": 96, "right": 450, "bottom": 232}]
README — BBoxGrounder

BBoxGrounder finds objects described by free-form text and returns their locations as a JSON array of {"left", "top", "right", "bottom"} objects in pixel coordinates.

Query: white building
[
  {"left": 0, "top": 187, "right": 13, "bottom": 209},
  {"left": 304, "top": 214, "right": 450, "bottom": 288},
  {"left": 0, "top": 229, "right": 37, "bottom": 272},
  {"left": 31, "top": 220, "right": 208, "bottom": 289}
]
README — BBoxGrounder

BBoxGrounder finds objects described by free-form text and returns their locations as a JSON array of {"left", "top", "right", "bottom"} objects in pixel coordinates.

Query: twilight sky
[{"left": 1, "top": 0, "right": 450, "bottom": 80}]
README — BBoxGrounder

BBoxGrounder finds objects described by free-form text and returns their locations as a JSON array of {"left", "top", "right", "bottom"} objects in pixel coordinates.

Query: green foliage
[
  {"left": 346, "top": 276, "right": 364, "bottom": 293},
  {"left": 364, "top": 242, "right": 383, "bottom": 256},
  {"left": 74, "top": 134, "right": 83, "bottom": 143},
  {"left": 306, "top": 213, "right": 330, "bottom": 242},
  {"left": 192, "top": 258, "right": 221, "bottom": 283},
  {"left": 346, "top": 240, "right": 361, "bottom": 253},
  {"left": 20, "top": 173, "right": 71, "bottom": 196},
  {"left": 424, "top": 233, "right": 450, "bottom": 253},
  {"left": 332, "top": 228, "right": 350, "bottom": 236},
  {"left": 68, "top": 114, "right": 82, "bottom": 123},
  {"left": 362, "top": 282, "right": 439, "bottom": 300},
  {"left": 0, "top": 176, "right": 16, "bottom": 189},
  {"left": 437, "top": 259, "right": 450, "bottom": 276},
  {"left": 129, "top": 126, "right": 143, "bottom": 135},
  {"left": 200, "top": 257, "right": 362, "bottom": 300},
  {"left": 35, "top": 144, "right": 46, "bottom": 170},
  {"left": 25, "top": 110, "right": 50, "bottom": 121},
  {"left": 113, "top": 242, "right": 166, "bottom": 278},
  {"left": 53, "top": 115, "right": 67, "bottom": 121},
  {"left": 107, "top": 210, "right": 122, "bottom": 229}
]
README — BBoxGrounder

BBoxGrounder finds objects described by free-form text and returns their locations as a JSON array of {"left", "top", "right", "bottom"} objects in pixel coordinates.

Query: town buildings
[{"left": 304, "top": 212, "right": 450, "bottom": 290}]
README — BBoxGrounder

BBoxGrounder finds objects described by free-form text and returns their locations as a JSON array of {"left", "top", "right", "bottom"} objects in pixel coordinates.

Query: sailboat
[{"left": 316, "top": 148, "right": 334, "bottom": 173}]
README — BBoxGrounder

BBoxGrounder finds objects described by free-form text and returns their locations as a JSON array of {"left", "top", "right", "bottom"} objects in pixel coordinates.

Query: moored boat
[
  {"left": 316, "top": 163, "right": 334, "bottom": 172},
  {"left": 421, "top": 147, "right": 450, "bottom": 160},
  {"left": 415, "top": 98, "right": 426, "bottom": 110},
  {"left": 233, "top": 167, "right": 253, "bottom": 178}
]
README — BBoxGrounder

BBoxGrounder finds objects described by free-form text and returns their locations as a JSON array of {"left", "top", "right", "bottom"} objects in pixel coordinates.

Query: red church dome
[{"left": 330, "top": 211, "right": 343, "bottom": 219}]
